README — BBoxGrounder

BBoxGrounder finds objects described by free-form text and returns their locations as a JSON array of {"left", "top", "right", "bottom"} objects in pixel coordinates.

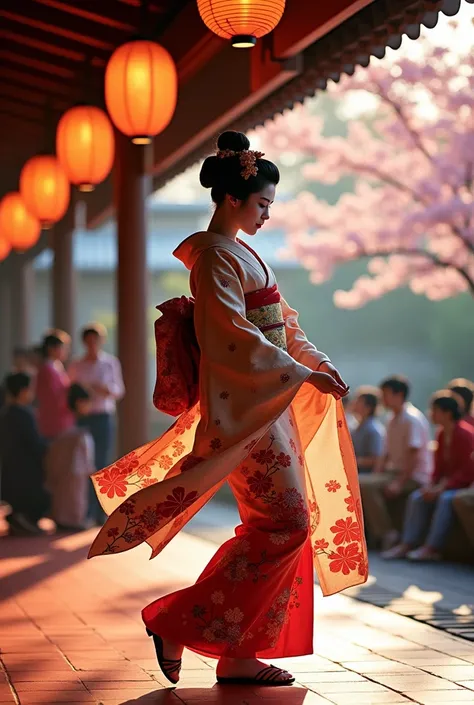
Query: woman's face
[{"left": 231, "top": 183, "right": 276, "bottom": 236}]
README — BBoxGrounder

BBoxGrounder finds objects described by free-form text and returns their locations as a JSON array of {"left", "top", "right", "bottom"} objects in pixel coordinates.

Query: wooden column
[
  {"left": 52, "top": 201, "right": 78, "bottom": 342},
  {"left": 0, "top": 263, "right": 12, "bottom": 377},
  {"left": 10, "top": 257, "right": 34, "bottom": 351},
  {"left": 114, "top": 133, "right": 151, "bottom": 455}
]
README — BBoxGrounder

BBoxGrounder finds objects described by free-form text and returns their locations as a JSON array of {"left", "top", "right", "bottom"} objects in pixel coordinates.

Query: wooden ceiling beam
[
  {"left": 30, "top": 0, "right": 143, "bottom": 33},
  {"left": 0, "top": 49, "right": 77, "bottom": 80},
  {"left": 0, "top": 80, "right": 71, "bottom": 109},
  {"left": 0, "top": 40, "right": 106, "bottom": 77},
  {"left": 0, "top": 18, "right": 110, "bottom": 63},
  {"left": 0, "top": 2, "right": 123, "bottom": 53},
  {"left": 0, "top": 64, "right": 80, "bottom": 99}
]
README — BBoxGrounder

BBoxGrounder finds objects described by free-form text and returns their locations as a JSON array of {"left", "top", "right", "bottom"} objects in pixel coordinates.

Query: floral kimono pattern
[{"left": 88, "top": 231, "right": 368, "bottom": 658}]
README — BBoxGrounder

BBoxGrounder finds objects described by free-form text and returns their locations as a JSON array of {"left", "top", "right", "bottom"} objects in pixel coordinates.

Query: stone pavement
[{"left": 2, "top": 527, "right": 474, "bottom": 705}]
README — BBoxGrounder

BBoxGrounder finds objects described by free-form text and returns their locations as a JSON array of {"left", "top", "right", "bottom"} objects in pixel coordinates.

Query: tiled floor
[{"left": 2, "top": 527, "right": 474, "bottom": 705}]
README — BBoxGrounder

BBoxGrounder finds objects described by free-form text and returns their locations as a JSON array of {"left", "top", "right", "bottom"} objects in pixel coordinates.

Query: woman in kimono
[{"left": 88, "top": 131, "right": 368, "bottom": 687}]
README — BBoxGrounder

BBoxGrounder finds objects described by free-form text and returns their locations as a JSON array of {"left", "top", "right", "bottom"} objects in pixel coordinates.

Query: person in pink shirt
[{"left": 36, "top": 330, "right": 74, "bottom": 441}]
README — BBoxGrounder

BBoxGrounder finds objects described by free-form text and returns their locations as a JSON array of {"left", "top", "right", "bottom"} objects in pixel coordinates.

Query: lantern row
[{"left": 0, "top": 1, "right": 285, "bottom": 258}]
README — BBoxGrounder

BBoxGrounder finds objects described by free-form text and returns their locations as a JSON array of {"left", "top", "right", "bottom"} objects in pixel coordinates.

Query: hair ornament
[{"left": 216, "top": 148, "right": 265, "bottom": 180}]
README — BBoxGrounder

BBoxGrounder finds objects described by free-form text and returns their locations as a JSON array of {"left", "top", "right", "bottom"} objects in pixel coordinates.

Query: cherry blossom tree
[{"left": 259, "top": 25, "right": 474, "bottom": 308}]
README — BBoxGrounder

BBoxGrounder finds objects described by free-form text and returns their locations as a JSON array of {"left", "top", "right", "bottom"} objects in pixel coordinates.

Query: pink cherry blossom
[{"left": 258, "top": 31, "right": 474, "bottom": 307}]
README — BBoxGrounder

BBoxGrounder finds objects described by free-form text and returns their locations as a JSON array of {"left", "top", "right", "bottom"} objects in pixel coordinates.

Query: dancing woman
[{"left": 88, "top": 131, "right": 368, "bottom": 687}]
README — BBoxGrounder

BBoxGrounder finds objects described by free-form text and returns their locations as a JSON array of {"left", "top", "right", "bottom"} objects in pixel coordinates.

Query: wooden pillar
[
  {"left": 52, "top": 201, "right": 77, "bottom": 341},
  {"left": 10, "top": 257, "right": 34, "bottom": 350},
  {"left": 0, "top": 264, "right": 12, "bottom": 377},
  {"left": 114, "top": 133, "right": 151, "bottom": 455}
]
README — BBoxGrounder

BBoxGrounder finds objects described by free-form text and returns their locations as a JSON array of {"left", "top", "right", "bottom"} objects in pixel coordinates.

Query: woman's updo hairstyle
[{"left": 200, "top": 130, "right": 279, "bottom": 205}]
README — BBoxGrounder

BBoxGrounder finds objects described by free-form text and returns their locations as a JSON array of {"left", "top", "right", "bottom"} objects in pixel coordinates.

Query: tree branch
[{"left": 355, "top": 246, "right": 474, "bottom": 297}]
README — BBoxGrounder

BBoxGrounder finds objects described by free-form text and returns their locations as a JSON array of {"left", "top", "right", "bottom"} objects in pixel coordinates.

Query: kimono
[
  {"left": 45, "top": 425, "right": 95, "bottom": 528},
  {"left": 88, "top": 231, "right": 368, "bottom": 659}
]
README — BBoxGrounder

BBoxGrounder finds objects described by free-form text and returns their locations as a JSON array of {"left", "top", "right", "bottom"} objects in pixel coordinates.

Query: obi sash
[{"left": 245, "top": 284, "right": 287, "bottom": 351}]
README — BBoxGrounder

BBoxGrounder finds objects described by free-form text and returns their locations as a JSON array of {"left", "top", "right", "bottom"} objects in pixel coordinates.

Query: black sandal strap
[{"left": 255, "top": 665, "right": 289, "bottom": 683}]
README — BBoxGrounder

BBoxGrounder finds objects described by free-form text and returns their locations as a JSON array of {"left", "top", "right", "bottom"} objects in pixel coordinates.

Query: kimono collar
[{"left": 173, "top": 231, "right": 262, "bottom": 272}]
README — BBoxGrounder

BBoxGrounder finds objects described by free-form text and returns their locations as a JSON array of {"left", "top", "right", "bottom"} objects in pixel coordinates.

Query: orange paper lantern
[
  {"left": 0, "top": 192, "right": 41, "bottom": 252},
  {"left": 0, "top": 236, "right": 11, "bottom": 261},
  {"left": 197, "top": 0, "right": 285, "bottom": 47},
  {"left": 105, "top": 40, "right": 178, "bottom": 144},
  {"left": 56, "top": 105, "right": 115, "bottom": 192},
  {"left": 20, "top": 155, "right": 70, "bottom": 228}
]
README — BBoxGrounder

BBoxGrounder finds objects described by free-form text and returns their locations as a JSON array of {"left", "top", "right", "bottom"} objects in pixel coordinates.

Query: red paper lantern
[
  {"left": 0, "top": 236, "right": 11, "bottom": 261},
  {"left": 20, "top": 155, "right": 70, "bottom": 228},
  {"left": 0, "top": 192, "right": 41, "bottom": 252},
  {"left": 105, "top": 40, "right": 178, "bottom": 144},
  {"left": 197, "top": 0, "right": 285, "bottom": 47},
  {"left": 56, "top": 105, "right": 115, "bottom": 192}
]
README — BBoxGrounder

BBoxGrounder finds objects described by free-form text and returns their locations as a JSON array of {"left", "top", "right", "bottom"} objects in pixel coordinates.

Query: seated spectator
[
  {"left": 447, "top": 378, "right": 474, "bottom": 428},
  {"left": 0, "top": 373, "right": 49, "bottom": 535},
  {"left": 45, "top": 384, "right": 96, "bottom": 532},
  {"left": 342, "top": 394, "right": 357, "bottom": 432},
  {"left": 359, "top": 375, "right": 432, "bottom": 551},
  {"left": 382, "top": 391, "right": 474, "bottom": 561},
  {"left": 351, "top": 387, "right": 386, "bottom": 474}
]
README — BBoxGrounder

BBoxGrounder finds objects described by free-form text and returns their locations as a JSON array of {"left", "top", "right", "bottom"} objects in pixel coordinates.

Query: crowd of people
[
  {"left": 1, "top": 319, "right": 473, "bottom": 564},
  {"left": 346, "top": 376, "right": 474, "bottom": 562},
  {"left": 0, "top": 323, "right": 124, "bottom": 536}
]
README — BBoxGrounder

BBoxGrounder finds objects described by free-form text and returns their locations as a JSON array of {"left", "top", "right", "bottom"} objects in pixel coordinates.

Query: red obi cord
[{"left": 245, "top": 284, "right": 280, "bottom": 311}]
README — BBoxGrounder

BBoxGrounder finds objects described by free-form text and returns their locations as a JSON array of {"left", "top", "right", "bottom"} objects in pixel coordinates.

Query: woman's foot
[
  {"left": 146, "top": 630, "right": 183, "bottom": 684},
  {"left": 216, "top": 657, "right": 294, "bottom": 685}
]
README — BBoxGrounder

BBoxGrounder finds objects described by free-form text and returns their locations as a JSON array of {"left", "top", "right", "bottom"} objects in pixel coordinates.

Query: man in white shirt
[
  {"left": 68, "top": 323, "right": 125, "bottom": 524},
  {"left": 359, "top": 376, "right": 432, "bottom": 551}
]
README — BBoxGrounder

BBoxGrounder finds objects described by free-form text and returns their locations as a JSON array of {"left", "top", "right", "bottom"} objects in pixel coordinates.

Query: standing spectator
[
  {"left": 351, "top": 387, "right": 386, "bottom": 474},
  {"left": 447, "top": 378, "right": 474, "bottom": 428},
  {"left": 68, "top": 323, "right": 125, "bottom": 524},
  {"left": 0, "top": 373, "right": 49, "bottom": 535},
  {"left": 359, "top": 376, "right": 432, "bottom": 550},
  {"left": 36, "top": 330, "right": 74, "bottom": 441},
  {"left": 45, "top": 384, "right": 95, "bottom": 531},
  {"left": 342, "top": 394, "right": 358, "bottom": 432},
  {"left": 382, "top": 391, "right": 474, "bottom": 561}
]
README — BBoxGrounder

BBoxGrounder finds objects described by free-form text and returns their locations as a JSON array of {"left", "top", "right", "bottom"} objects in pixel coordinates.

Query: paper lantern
[
  {"left": 197, "top": 0, "right": 285, "bottom": 47},
  {"left": 0, "top": 236, "right": 11, "bottom": 261},
  {"left": 0, "top": 192, "right": 41, "bottom": 252},
  {"left": 105, "top": 40, "right": 177, "bottom": 144},
  {"left": 20, "top": 155, "right": 70, "bottom": 228},
  {"left": 56, "top": 105, "right": 115, "bottom": 192}
]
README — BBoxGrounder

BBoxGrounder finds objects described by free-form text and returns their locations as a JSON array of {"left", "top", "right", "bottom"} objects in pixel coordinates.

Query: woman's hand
[
  {"left": 308, "top": 371, "right": 349, "bottom": 400},
  {"left": 318, "top": 361, "right": 349, "bottom": 394}
]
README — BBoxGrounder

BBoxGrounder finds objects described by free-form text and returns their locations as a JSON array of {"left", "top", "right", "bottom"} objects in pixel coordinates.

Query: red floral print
[
  {"left": 325, "top": 480, "right": 341, "bottom": 493},
  {"left": 115, "top": 452, "right": 140, "bottom": 474},
  {"left": 337, "top": 420, "right": 343, "bottom": 428},
  {"left": 97, "top": 467, "right": 128, "bottom": 499},
  {"left": 344, "top": 493, "right": 356, "bottom": 513},
  {"left": 210, "top": 438, "right": 222, "bottom": 451},
  {"left": 159, "top": 455, "right": 173, "bottom": 470},
  {"left": 313, "top": 539, "right": 329, "bottom": 551},
  {"left": 289, "top": 439, "right": 297, "bottom": 454},
  {"left": 228, "top": 343, "right": 236, "bottom": 352},
  {"left": 107, "top": 527, "right": 119, "bottom": 538},
  {"left": 328, "top": 543, "right": 361, "bottom": 575},
  {"left": 215, "top": 419, "right": 221, "bottom": 426},
  {"left": 280, "top": 373, "right": 290, "bottom": 384},
  {"left": 119, "top": 498, "right": 136, "bottom": 515},
  {"left": 219, "top": 278, "right": 230, "bottom": 288},
  {"left": 161, "top": 487, "right": 199, "bottom": 518},
  {"left": 142, "top": 477, "right": 158, "bottom": 487},
  {"left": 252, "top": 448, "right": 275, "bottom": 465},
  {"left": 172, "top": 441, "right": 185, "bottom": 457},
  {"left": 137, "top": 465, "right": 152, "bottom": 479},
  {"left": 276, "top": 452, "right": 291, "bottom": 468},
  {"left": 247, "top": 471, "right": 274, "bottom": 497},
  {"left": 140, "top": 506, "right": 161, "bottom": 530},
  {"left": 330, "top": 517, "right": 361, "bottom": 545},
  {"left": 220, "top": 391, "right": 229, "bottom": 400}
]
